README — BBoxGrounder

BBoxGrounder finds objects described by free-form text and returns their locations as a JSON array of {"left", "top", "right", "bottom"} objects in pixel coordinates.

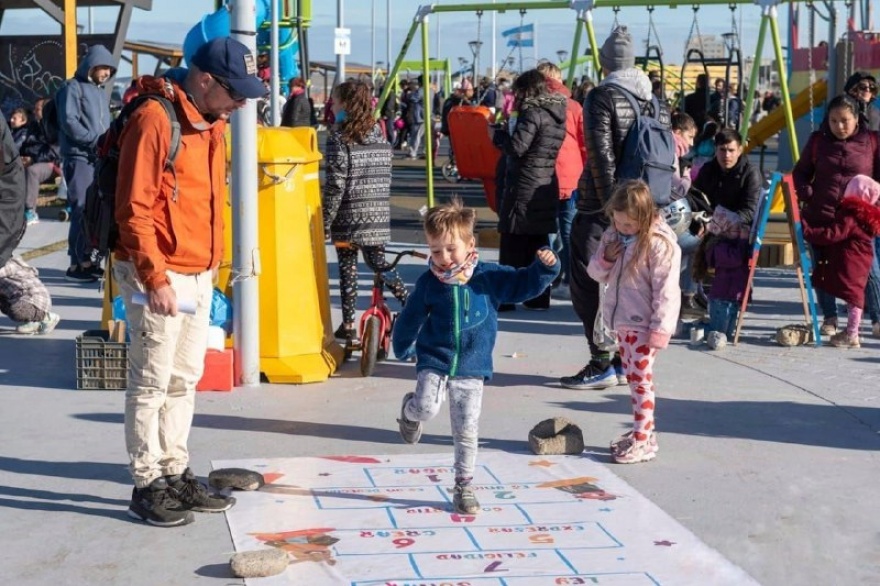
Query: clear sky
[{"left": 2, "top": 0, "right": 800, "bottom": 78}]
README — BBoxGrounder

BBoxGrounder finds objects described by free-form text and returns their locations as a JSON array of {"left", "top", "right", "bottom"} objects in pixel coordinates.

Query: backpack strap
[{"left": 124, "top": 93, "right": 182, "bottom": 202}]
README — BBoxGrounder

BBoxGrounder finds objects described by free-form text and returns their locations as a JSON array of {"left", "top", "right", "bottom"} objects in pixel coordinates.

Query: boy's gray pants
[{"left": 403, "top": 368, "right": 484, "bottom": 483}]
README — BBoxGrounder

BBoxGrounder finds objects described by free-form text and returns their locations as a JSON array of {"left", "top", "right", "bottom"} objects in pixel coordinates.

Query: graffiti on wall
[{"left": 0, "top": 35, "right": 114, "bottom": 115}]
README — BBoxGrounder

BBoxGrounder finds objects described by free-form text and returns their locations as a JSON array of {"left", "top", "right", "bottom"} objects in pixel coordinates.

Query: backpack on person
[
  {"left": 608, "top": 84, "right": 677, "bottom": 206},
  {"left": 83, "top": 94, "right": 181, "bottom": 256}
]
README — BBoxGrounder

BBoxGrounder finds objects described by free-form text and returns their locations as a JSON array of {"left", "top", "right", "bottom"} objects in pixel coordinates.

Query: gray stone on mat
[
  {"left": 209, "top": 468, "right": 265, "bottom": 491},
  {"left": 528, "top": 417, "right": 585, "bottom": 455},
  {"left": 230, "top": 549, "right": 289, "bottom": 578}
]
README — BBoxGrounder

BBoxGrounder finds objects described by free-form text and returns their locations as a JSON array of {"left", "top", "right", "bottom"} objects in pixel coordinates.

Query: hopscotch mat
[{"left": 214, "top": 452, "right": 758, "bottom": 585}]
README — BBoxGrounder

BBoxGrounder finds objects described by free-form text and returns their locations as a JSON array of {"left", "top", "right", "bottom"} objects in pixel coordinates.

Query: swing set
[{"left": 375, "top": 0, "right": 813, "bottom": 209}]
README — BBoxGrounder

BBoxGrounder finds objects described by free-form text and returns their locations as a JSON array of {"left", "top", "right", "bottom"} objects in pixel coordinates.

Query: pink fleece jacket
[{"left": 586, "top": 219, "right": 682, "bottom": 348}]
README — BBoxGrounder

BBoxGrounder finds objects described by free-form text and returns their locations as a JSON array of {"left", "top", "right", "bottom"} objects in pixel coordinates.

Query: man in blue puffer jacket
[
  {"left": 56, "top": 44, "right": 116, "bottom": 283},
  {"left": 392, "top": 198, "right": 558, "bottom": 517}
]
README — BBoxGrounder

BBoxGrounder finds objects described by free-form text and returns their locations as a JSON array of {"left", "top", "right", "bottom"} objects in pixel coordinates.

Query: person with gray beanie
[{"left": 561, "top": 25, "right": 671, "bottom": 390}]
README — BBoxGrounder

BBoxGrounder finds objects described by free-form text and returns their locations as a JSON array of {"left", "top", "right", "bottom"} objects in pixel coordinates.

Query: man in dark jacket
[
  {"left": 692, "top": 128, "right": 762, "bottom": 227},
  {"left": 280, "top": 77, "right": 312, "bottom": 128},
  {"left": 562, "top": 25, "right": 671, "bottom": 390},
  {"left": 56, "top": 44, "right": 115, "bottom": 283},
  {"left": 0, "top": 115, "right": 60, "bottom": 335},
  {"left": 684, "top": 74, "right": 711, "bottom": 131}
]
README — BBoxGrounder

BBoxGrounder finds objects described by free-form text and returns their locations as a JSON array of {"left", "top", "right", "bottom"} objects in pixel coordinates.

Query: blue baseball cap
[{"left": 191, "top": 37, "right": 266, "bottom": 100}]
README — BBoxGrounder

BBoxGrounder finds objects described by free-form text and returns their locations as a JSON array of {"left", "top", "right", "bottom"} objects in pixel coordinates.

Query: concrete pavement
[{"left": 1, "top": 214, "right": 878, "bottom": 585}]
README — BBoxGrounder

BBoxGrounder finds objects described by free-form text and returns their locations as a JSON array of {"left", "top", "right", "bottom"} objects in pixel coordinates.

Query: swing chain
[{"left": 612, "top": 6, "right": 620, "bottom": 27}]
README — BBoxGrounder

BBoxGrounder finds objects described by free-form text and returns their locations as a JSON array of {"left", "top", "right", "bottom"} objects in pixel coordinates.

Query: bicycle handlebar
[{"left": 333, "top": 242, "right": 428, "bottom": 272}]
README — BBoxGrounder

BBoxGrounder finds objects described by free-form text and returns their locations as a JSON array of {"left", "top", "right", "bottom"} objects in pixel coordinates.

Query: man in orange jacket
[{"left": 112, "top": 37, "right": 265, "bottom": 528}]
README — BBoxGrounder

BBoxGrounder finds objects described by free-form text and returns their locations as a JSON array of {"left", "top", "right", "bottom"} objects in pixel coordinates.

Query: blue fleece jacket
[
  {"left": 56, "top": 44, "right": 116, "bottom": 160},
  {"left": 392, "top": 254, "right": 559, "bottom": 380}
]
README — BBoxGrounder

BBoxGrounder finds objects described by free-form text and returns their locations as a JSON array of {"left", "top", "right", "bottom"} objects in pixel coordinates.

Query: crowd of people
[{"left": 3, "top": 24, "right": 879, "bottom": 525}]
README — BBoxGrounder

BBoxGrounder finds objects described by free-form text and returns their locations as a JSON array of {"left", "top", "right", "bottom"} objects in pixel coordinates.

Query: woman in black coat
[{"left": 492, "top": 69, "right": 567, "bottom": 310}]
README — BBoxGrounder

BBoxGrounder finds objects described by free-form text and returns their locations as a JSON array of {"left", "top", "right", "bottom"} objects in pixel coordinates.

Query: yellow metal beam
[{"left": 64, "top": 0, "right": 77, "bottom": 78}]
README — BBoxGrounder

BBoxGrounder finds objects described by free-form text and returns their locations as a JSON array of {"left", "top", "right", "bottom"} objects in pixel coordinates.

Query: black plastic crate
[{"left": 75, "top": 330, "right": 128, "bottom": 390}]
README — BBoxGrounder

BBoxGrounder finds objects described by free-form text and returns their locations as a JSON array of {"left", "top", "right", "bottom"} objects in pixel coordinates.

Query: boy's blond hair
[
  {"left": 424, "top": 197, "right": 477, "bottom": 242},
  {"left": 536, "top": 61, "right": 563, "bottom": 81}
]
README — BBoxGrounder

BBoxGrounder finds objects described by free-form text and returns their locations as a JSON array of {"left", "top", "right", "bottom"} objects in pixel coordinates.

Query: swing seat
[{"left": 447, "top": 106, "right": 501, "bottom": 212}]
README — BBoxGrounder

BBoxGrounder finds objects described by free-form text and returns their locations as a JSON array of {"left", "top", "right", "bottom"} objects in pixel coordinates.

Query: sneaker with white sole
[
  {"left": 829, "top": 332, "right": 860, "bottom": 348},
  {"left": 610, "top": 431, "right": 658, "bottom": 457},
  {"left": 560, "top": 364, "right": 617, "bottom": 390},
  {"left": 611, "top": 434, "right": 658, "bottom": 464},
  {"left": 613, "top": 363, "right": 627, "bottom": 386},
  {"left": 16, "top": 311, "right": 60, "bottom": 335},
  {"left": 166, "top": 468, "right": 236, "bottom": 513},
  {"left": 397, "top": 392, "right": 422, "bottom": 444},
  {"left": 127, "top": 477, "right": 194, "bottom": 527},
  {"left": 820, "top": 318, "right": 838, "bottom": 336}
]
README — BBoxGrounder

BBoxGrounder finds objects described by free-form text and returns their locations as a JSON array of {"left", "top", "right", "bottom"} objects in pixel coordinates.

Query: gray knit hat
[{"left": 599, "top": 26, "right": 635, "bottom": 72}]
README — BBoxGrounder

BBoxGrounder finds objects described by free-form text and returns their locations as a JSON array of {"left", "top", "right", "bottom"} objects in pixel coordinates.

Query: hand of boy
[
  {"left": 603, "top": 241, "right": 623, "bottom": 262},
  {"left": 536, "top": 248, "right": 557, "bottom": 266}
]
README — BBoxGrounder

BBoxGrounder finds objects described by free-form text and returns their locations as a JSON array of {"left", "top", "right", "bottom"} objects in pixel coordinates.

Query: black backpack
[
  {"left": 607, "top": 83, "right": 677, "bottom": 207},
  {"left": 84, "top": 94, "right": 181, "bottom": 256}
]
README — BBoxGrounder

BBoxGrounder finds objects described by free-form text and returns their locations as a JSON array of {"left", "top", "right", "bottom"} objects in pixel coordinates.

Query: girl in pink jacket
[{"left": 587, "top": 180, "right": 682, "bottom": 464}]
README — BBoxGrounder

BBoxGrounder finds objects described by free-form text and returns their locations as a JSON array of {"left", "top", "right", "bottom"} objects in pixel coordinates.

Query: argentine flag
[{"left": 502, "top": 23, "right": 534, "bottom": 48}]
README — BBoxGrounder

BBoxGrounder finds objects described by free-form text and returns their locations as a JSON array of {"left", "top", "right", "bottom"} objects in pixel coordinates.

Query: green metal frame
[
  {"left": 394, "top": 59, "right": 453, "bottom": 98},
  {"left": 376, "top": 0, "right": 814, "bottom": 208}
]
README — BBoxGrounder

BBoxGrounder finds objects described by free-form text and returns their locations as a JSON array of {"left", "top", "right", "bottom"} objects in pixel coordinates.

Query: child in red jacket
[{"left": 802, "top": 174, "right": 880, "bottom": 347}]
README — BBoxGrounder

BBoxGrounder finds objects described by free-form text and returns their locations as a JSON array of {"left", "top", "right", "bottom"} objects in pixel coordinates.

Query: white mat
[{"left": 215, "top": 452, "right": 758, "bottom": 585}]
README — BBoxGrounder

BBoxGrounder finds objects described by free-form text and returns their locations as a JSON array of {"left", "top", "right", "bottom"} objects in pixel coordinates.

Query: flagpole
[
  {"left": 491, "top": 0, "right": 497, "bottom": 78},
  {"left": 534, "top": 21, "right": 538, "bottom": 66}
]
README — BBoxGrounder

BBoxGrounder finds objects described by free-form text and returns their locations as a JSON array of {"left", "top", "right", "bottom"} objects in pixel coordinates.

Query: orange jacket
[
  {"left": 114, "top": 76, "right": 226, "bottom": 290},
  {"left": 546, "top": 77, "right": 586, "bottom": 199}
]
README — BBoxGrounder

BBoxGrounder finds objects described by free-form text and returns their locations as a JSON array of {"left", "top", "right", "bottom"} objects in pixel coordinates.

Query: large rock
[
  {"left": 209, "top": 468, "right": 265, "bottom": 491},
  {"left": 230, "top": 549, "right": 289, "bottom": 578},
  {"left": 528, "top": 417, "right": 585, "bottom": 455}
]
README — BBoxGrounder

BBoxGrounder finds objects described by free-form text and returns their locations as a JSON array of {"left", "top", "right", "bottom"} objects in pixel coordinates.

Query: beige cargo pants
[{"left": 113, "top": 260, "right": 213, "bottom": 488}]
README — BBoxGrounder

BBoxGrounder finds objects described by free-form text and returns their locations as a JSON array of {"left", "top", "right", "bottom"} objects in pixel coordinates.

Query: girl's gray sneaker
[
  {"left": 453, "top": 484, "right": 480, "bottom": 514},
  {"left": 397, "top": 392, "right": 422, "bottom": 444}
]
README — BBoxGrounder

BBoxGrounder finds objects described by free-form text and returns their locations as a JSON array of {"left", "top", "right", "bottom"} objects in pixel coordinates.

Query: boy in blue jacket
[{"left": 392, "top": 198, "right": 559, "bottom": 515}]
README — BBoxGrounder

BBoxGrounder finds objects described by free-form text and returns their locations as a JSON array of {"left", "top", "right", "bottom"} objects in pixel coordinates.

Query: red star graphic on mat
[{"left": 654, "top": 540, "right": 676, "bottom": 546}]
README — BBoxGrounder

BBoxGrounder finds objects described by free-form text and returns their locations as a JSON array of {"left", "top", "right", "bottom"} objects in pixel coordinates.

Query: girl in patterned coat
[
  {"left": 323, "top": 81, "right": 409, "bottom": 344},
  {"left": 587, "top": 180, "right": 681, "bottom": 464}
]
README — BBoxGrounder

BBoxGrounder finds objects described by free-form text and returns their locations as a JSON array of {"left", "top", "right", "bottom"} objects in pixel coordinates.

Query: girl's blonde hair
[
  {"left": 423, "top": 197, "right": 476, "bottom": 242},
  {"left": 604, "top": 180, "right": 672, "bottom": 271}
]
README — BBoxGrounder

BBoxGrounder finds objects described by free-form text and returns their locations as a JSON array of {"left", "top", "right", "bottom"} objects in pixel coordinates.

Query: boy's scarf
[{"left": 429, "top": 251, "right": 479, "bottom": 285}]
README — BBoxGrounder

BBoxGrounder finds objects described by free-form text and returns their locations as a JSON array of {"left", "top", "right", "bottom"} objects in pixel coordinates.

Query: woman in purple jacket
[{"left": 792, "top": 94, "right": 880, "bottom": 336}]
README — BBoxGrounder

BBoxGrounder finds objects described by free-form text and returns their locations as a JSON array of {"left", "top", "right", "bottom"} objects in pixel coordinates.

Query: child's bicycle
[{"left": 335, "top": 242, "right": 427, "bottom": 377}]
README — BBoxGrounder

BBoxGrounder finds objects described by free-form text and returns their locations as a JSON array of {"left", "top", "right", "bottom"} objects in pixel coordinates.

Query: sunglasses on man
[{"left": 210, "top": 74, "right": 247, "bottom": 102}]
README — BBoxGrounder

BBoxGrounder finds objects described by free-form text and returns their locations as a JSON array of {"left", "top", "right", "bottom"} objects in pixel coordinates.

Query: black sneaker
[
  {"left": 65, "top": 265, "right": 98, "bottom": 283},
  {"left": 86, "top": 264, "right": 105, "bottom": 279},
  {"left": 397, "top": 392, "right": 422, "bottom": 444},
  {"left": 166, "top": 468, "right": 236, "bottom": 513},
  {"left": 127, "top": 477, "right": 195, "bottom": 527}
]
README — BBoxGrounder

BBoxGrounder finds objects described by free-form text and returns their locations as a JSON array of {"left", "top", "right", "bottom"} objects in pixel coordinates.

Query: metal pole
[
  {"left": 386, "top": 0, "right": 392, "bottom": 84},
  {"left": 371, "top": 0, "right": 376, "bottom": 82},
  {"left": 270, "top": 0, "right": 281, "bottom": 125},
  {"left": 768, "top": 6, "right": 799, "bottom": 162},
  {"left": 421, "top": 17, "right": 435, "bottom": 209},
  {"left": 827, "top": 2, "right": 838, "bottom": 98},
  {"left": 740, "top": 14, "right": 768, "bottom": 142},
  {"left": 585, "top": 9, "right": 601, "bottom": 81},
  {"left": 230, "top": 0, "right": 261, "bottom": 387},
  {"left": 567, "top": 13, "right": 584, "bottom": 88},
  {"left": 374, "top": 14, "right": 421, "bottom": 117},
  {"left": 491, "top": 0, "right": 497, "bottom": 78},
  {"left": 336, "top": 0, "right": 345, "bottom": 85}
]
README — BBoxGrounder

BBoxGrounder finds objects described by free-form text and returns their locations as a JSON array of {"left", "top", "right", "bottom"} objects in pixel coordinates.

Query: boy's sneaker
[
  {"left": 24, "top": 209, "right": 39, "bottom": 226},
  {"left": 86, "top": 264, "right": 105, "bottom": 279},
  {"left": 610, "top": 431, "right": 658, "bottom": 457},
  {"left": 397, "top": 392, "right": 422, "bottom": 444},
  {"left": 611, "top": 434, "right": 657, "bottom": 464},
  {"left": 16, "top": 311, "right": 60, "bottom": 335},
  {"left": 452, "top": 484, "right": 480, "bottom": 514},
  {"left": 127, "top": 477, "right": 195, "bottom": 527},
  {"left": 65, "top": 265, "right": 98, "bottom": 283},
  {"left": 560, "top": 364, "right": 617, "bottom": 390},
  {"left": 613, "top": 364, "right": 627, "bottom": 386},
  {"left": 829, "top": 332, "right": 860, "bottom": 348},
  {"left": 166, "top": 468, "right": 236, "bottom": 512},
  {"left": 820, "top": 318, "right": 838, "bottom": 337}
]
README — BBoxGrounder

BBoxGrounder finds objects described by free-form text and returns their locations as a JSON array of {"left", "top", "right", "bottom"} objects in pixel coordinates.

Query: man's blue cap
[{"left": 191, "top": 37, "right": 265, "bottom": 99}]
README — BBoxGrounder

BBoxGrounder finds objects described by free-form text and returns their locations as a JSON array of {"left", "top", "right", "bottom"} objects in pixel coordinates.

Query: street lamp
[
  {"left": 557, "top": 50, "right": 569, "bottom": 64},
  {"left": 468, "top": 40, "right": 483, "bottom": 85}
]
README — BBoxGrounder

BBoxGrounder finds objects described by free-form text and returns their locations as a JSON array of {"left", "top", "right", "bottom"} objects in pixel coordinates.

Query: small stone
[
  {"left": 706, "top": 331, "right": 728, "bottom": 350},
  {"left": 528, "top": 416, "right": 585, "bottom": 455},
  {"left": 230, "top": 549, "right": 288, "bottom": 578},
  {"left": 209, "top": 468, "right": 265, "bottom": 491}
]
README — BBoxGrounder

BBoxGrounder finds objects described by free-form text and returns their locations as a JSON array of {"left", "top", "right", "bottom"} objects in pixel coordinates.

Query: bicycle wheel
[
  {"left": 441, "top": 159, "right": 460, "bottom": 183},
  {"left": 360, "top": 315, "right": 381, "bottom": 377}
]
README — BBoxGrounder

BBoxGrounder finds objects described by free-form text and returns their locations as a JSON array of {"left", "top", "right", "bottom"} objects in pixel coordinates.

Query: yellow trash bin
[{"left": 225, "top": 126, "right": 343, "bottom": 383}]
